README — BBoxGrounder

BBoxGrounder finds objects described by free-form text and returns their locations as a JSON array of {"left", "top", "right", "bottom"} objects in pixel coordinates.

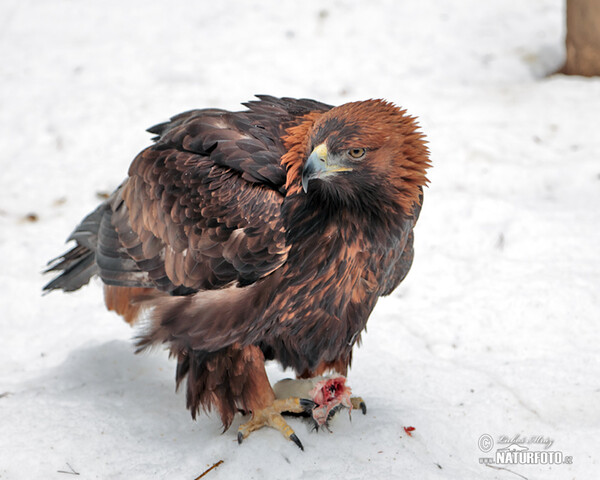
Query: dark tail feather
[
  {"left": 43, "top": 202, "right": 107, "bottom": 293},
  {"left": 43, "top": 246, "right": 98, "bottom": 292}
]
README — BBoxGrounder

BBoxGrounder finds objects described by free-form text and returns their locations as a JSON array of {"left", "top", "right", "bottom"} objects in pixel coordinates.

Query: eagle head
[{"left": 290, "top": 99, "right": 430, "bottom": 215}]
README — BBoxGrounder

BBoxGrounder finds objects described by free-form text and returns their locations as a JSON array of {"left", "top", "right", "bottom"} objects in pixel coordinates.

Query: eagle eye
[{"left": 347, "top": 148, "right": 366, "bottom": 159}]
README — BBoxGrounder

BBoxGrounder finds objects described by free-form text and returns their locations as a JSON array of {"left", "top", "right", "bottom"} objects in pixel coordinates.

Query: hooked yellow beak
[{"left": 301, "top": 143, "right": 353, "bottom": 193}]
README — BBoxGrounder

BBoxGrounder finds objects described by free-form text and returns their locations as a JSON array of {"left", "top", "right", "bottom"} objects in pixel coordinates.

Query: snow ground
[{"left": 1, "top": 0, "right": 599, "bottom": 478}]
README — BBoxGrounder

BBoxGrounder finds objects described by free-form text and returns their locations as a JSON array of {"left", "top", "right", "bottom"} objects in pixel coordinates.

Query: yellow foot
[
  {"left": 237, "top": 397, "right": 306, "bottom": 450},
  {"left": 350, "top": 396, "right": 367, "bottom": 415}
]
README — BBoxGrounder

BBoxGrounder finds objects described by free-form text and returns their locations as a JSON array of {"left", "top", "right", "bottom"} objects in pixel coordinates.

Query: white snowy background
[{"left": 1, "top": 0, "right": 599, "bottom": 478}]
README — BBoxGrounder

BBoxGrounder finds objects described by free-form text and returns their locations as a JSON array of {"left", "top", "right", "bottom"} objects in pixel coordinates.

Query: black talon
[
  {"left": 359, "top": 401, "right": 367, "bottom": 415},
  {"left": 237, "top": 432, "right": 244, "bottom": 445},
  {"left": 299, "top": 398, "right": 316, "bottom": 413},
  {"left": 290, "top": 433, "right": 304, "bottom": 451}
]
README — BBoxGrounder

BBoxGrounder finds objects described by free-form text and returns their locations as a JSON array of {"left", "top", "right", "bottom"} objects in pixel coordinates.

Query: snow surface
[{"left": 1, "top": 0, "right": 599, "bottom": 478}]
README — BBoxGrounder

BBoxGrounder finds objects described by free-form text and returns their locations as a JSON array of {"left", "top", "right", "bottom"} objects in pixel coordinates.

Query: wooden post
[{"left": 561, "top": 0, "right": 600, "bottom": 76}]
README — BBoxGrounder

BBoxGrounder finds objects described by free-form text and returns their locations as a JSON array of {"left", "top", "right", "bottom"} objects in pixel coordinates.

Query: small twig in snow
[
  {"left": 486, "top": 464, "right": 528, "bottom": 480},
  {"left": 57, "top": 463, "right": 80, "bottom": 475},
  {"left": 194, "top": 460, "right": 224, "bottom": 479}
]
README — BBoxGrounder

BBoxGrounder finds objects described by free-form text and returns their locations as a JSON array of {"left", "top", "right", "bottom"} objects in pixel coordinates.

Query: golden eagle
[{"left": 45, "top": 96, "right": 430, "bottom": 449}]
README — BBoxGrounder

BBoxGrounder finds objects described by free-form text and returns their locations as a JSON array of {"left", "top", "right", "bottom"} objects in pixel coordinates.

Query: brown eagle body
[{"left": 45, "top": 96, "right": 430, "bottom": 434}]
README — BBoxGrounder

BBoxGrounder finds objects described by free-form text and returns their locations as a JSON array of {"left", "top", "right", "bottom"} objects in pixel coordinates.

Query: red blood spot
[{"left": 403, "top": 426, "right": 415, "bottom": 437}]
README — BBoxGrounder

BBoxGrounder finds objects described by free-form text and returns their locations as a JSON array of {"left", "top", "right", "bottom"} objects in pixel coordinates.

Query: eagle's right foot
[{"left": 237, "top": 397, "right": 306, "bottom": 450}]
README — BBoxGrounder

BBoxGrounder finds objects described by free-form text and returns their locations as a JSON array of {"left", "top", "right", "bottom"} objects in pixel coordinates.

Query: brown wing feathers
[
  {"left": 121, "top": 149, "right": 289, "bottom": 291},
  {"left": 44, "top": 97, "right": 321, "bottom": 299}
]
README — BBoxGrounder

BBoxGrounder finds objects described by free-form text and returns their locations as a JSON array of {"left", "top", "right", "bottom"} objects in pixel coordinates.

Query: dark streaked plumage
[{"left": 44, "top": 95, "right": 430, "bottom": 430}]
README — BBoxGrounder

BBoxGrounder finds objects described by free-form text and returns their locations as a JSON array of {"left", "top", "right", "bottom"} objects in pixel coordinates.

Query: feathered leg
[{"left": 140, "top": 340, "right": 307, "bottom": 449}]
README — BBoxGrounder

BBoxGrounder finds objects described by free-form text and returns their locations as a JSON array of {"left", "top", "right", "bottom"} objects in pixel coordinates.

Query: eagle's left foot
[
  {"left": 273, "top": 376, "right": 362, "bottom": 429},
  {"left": 237, "top": 397, "right": 306, "bottom": 450},
  {"left": 351, "top": 396, "right": 367, "bottom": 415}
]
